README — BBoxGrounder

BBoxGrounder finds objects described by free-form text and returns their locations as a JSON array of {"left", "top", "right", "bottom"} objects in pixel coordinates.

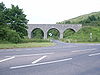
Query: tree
[
  {"left": 65, "top": 21, "right": 71, "bottom": 24},
  {"left": 5, "top": 5, "right": 29, "bottom": 38},
  {"left": 0, "top": 2, "right": 29, "bottom": 43},
  {"left": 0, "top": 2, "right": 7, "bottom": 26},
  {"left": 88, "top": 15, "right": 97, "bottom": 21}
]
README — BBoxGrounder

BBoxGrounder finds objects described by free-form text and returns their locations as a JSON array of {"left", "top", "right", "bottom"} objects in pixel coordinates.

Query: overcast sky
[{"left": 0, "top": 0, "right": 100, "bottom": 24}]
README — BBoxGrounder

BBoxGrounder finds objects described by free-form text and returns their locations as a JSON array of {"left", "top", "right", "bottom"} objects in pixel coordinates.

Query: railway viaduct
[{"left": 27, "top": 24, "right": 82, "bottom": 39}]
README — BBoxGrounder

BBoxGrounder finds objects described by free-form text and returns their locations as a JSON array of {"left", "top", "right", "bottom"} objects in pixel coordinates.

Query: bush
[
  {"left": 0, "top": 40, "right": 11, "bottom": 44},
  {"left": 6, "top": 30, "right": 21, "bottom": 43},
  {"left": 0, "top": 27, "right": 21, "bottom": 43}
]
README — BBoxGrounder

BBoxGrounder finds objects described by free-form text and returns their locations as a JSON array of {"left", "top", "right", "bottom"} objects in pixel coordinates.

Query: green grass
[
  {"left": 21, "top": 39, "right": 50, "bottom": 43},
  {"left": 0, "top": 42, "right": 55, "bottom": 49},
  {"left": 62, "top": 26, "right": 100, "bottom": 43}
]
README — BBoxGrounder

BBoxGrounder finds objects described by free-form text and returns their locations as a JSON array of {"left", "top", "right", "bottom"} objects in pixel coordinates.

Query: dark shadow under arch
[
  {"left": 47, "top": 28, "right": 60, "bottom": 39},
  {"left": 31, "top": 28, "right": 44, "bottom": 39},
  {"left": 63, "top": 28, "right": 75, "bottom": 38}
]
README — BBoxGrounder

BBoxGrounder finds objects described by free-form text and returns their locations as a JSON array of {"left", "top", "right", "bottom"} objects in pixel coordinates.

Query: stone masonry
[{"left": 27, "top": 24, "right": 82, "bottom": 39}]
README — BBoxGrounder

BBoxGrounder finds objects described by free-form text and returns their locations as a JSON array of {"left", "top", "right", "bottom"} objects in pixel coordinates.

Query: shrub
[
  {"left": 0, "top": 27, "right": 21, "bottom": 43},
  {"left": 6, "top": 30, "right": 21, "bottom": 43}
]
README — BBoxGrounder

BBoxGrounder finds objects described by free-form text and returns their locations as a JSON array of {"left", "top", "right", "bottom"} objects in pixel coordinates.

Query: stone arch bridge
[{"left": 27, "top": 24, "right": 82, "bottom": 39}]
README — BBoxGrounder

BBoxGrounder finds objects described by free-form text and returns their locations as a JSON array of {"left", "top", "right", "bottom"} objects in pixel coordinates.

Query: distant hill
[{"left": 57, "top": 11, "right": 100, "bottom": 26}]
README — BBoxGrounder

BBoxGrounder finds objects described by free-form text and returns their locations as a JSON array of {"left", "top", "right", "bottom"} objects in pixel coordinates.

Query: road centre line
[
  {"left": 6, "top": 52, "right": 54, "bottom": 57},
  {"left": 87, "top": 44, "right": 100, "bottom": 46},
  {"left": 32, "top": 56, "right": 47, "bottom": 64},
  {"left": 89, "top": 53, "right": 100, "bottom": 56},
  {"left": 0, "top": 56, "right": 15, "bottom": 63},
  {"left": 72, "top": 48, "right": 96, "bottom": 52},
  {"left": 10, "top": 58, "right": 72, "bottom": 69}
]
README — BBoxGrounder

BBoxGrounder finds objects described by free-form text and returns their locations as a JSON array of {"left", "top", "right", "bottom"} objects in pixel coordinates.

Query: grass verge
[
  {"left": 0, "top": 42, "right": 55, "bottom": 49},
  {"left": 61, "top": 39, "right": 100, "bottom": 43}
]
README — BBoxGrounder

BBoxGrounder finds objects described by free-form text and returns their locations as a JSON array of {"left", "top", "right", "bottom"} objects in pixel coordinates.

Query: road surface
[{"left": 0, "top": 40, "right": 100, "bottom": 75}]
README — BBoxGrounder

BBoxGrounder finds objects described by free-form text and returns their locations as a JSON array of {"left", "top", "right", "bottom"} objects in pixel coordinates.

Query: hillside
[
  {"left": 61, "top": 26, "right": 100, "bottom": 42},
  {"left": 57, "top": 11, "right": 100, "bottom": 26}
]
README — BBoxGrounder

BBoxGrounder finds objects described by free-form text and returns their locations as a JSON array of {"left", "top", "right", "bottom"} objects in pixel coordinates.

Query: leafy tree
[
  {"left": 0, "top": 2, "right": 28, "bottom": 43},
  {"left": 88, "top": 15, "right": 97, "bottom": 21},
  {"left": 5, "top": 5, "right": 28, "bottom": 38},
  {"left": 0, "top": 2, "right": 7, "bottom": 26}
]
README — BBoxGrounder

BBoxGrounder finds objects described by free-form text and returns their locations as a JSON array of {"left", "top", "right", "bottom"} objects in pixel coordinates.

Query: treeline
[
  {"left": 57, "top": 12, "right": 100, "bottom": 26},
  {"left": 0, "top": 2, "right": 28, "bottom": 43}
]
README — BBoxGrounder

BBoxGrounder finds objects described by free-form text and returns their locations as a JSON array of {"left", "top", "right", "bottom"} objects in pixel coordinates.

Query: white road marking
[
  {"left": 72, "top": 48, "right": 96, "bottom": 52},
  {"left": 87, "top": 44, "right": 100, "bottom": 46},
  {"left": 6, "top": 52, "right": 54, "bottom": 57},
  {"left": 0, "top": 56, "right": 15, "bottom": 63},
  {"left": 89, "top": 53, "right": 100, "bottom": 56},
  {"left": 10, "top": 58, "right": 72, "bottom": 69},
  {"left": 32, "top": 56, "right": 47, "bottom": 64}
]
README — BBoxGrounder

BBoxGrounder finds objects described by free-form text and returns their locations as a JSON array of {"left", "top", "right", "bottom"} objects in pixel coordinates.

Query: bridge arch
[
  {"left": 31, "top": 28, "right": 44, "bottom": 39},
  {"left": 63, "top": 28, "right": 75, "bottom": 38},
  {"left": 47, "top": 28, "right": 60, "bottom": 39}
]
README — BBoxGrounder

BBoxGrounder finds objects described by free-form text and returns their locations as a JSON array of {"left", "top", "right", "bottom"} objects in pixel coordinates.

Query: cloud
[{"left": 0, "top": 0, "right": 100, "bottom": 24}]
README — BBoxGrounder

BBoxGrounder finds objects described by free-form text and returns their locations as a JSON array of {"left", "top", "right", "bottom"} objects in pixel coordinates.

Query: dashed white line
[
  {"left": 6, "top": 52, "right": 54, "bottom": 57},
  {"left": 87, "top": 44, "right": 100, "bottom": 46},
  {"left": 89, "top": 53, "right": 100, "bottom": 56},
  {"left": 33, "top": 58, "right": 72, "bottom": 66},
  {"left": 0, "top": 56, "right": 15, "bottom": 63},
  {"left": 72, "top": 48, "right": 96, "bottom": 52},
  {"left": 10, "top": 58, "right": 72, "bottom": 69},
  {"left": 32, "top": 56, "right": 47, "bottom": 64}
]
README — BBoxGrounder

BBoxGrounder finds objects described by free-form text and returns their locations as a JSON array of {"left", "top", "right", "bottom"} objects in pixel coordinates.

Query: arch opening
[
  {"left": 31, "top": 28, "right": 44, "bottom": 39},
  {"left": 63, "top": 28, "right": 75, "bottom": 38},
  {"left": 47, "top": 28, "right": 60, "bottom": 39}
]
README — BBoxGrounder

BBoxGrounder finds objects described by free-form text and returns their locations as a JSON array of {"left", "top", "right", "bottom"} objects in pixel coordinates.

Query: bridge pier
[
  {"left": 44, "top": 32, "right": 47, "bottom": 39},
  {"left": 60, "top": 32, "right": 63, "bottom": 39},
  {"left": 28, "top": 31, "right": 31, "bottom": 39}
]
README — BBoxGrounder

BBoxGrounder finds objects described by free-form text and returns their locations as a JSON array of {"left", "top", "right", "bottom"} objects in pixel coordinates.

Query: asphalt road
[{"left": 0, "top": 40, "right": 100, "bottom": 75}]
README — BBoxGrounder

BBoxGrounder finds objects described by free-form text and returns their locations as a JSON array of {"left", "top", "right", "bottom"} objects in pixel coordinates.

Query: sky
[{"left": 0, "top": 0, "right": 100, "bottom": 24}]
